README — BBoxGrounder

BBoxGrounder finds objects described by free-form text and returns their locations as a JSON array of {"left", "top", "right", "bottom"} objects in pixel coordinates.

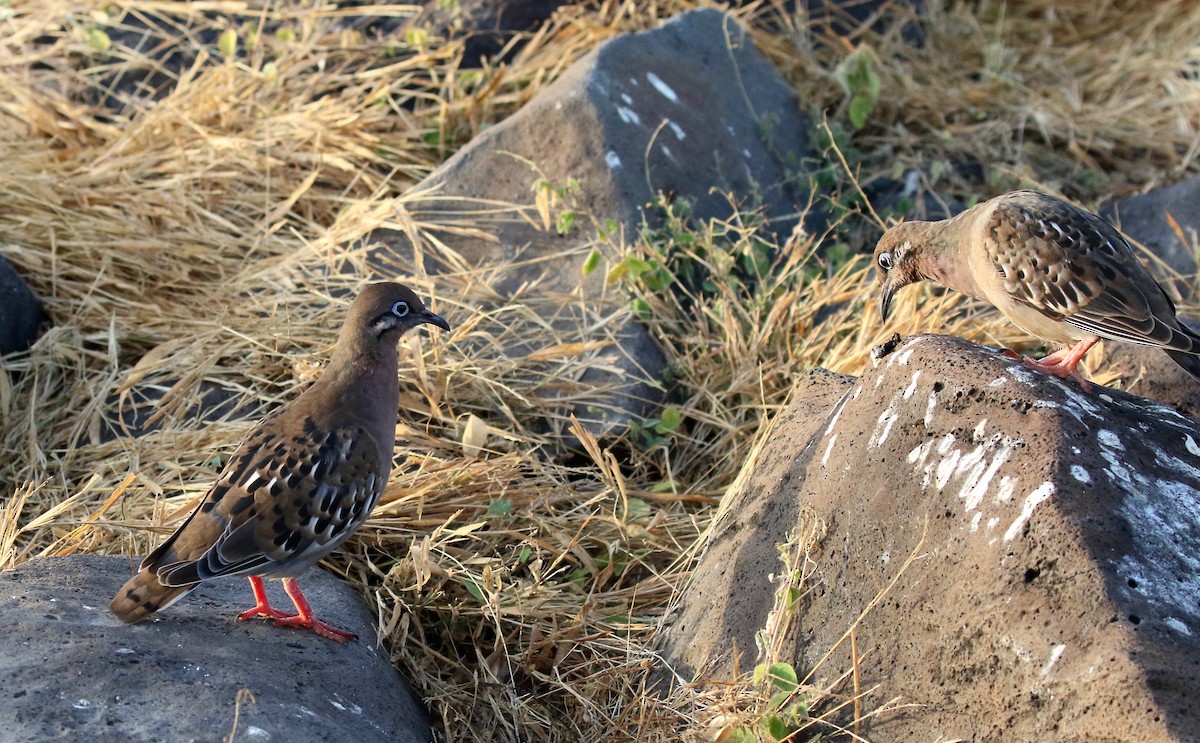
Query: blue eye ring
[{"left": 392, "top": 301, "right": 410, "bottom": 317}]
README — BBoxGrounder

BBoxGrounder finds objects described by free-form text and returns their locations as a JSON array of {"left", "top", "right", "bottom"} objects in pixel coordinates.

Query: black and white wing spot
[
  {"left": 258, "top": 425, "right": 384, "bottom": 564},
  {"left": 164, "top": 423, "right": 388, "bottom": 583}
]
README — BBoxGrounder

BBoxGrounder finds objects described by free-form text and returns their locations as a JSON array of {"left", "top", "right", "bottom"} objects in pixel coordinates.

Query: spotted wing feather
[
  {"left": 984, "top": 191, "right": 1200, "bottom": 352},
  {"left": 154, "top": 416, "right": 387, "bottom": 587}
]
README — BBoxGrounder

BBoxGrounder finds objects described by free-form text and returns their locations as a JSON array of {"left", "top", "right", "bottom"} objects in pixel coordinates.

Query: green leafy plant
[
  {"left": 835, "top": 46, "right": 881, "bottom": 130},
  {"left": 606, "top": 194, "right": 782, "bottom": 317},
  {"left": 533, "top": 177, "right": 582, "bottom": 235},
  {"left": 487, "top": 499, "right": 513, "bottom": 516}
]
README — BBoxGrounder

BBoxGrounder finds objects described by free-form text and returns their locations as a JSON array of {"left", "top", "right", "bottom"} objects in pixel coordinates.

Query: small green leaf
[
  {"left": 624, "top": 497, "right": 651, "bottom": 522},
  {"left": 749, "top": 242, "right": 772, "bottom": 276},
  {"left": 655, "top": 406, "right": 682, "bottom": 433},
  {"left": 765, "top": 662, "right": 799, "bottom": 692},
  {"left": 790, "top": 696, "right": 809, "bottom": 718},
  {"left": 463, "top": 580, "right": 485, "bottom": 603},
  {"left": 262, "top": 62, "right": 279, "bottom": 82},
  {"left": 836, "top": 47, "right": 881, "bottom": 98},
  {"left": 848, "top": 96, "right": 873, "bottom": 130},
  {"left": 581, "top": 248, "right": 602, "bottom": 276},
  {"left": 85, "top": 27, "right": 111, "bottom": 53},
  {"left": 517, "top": 545, "right": 532, "bottom": 564},
  {"left": 607, "top": 255, "right": 654, "bottom": 284},
  {"left": 629, "top": 298, "right": 651, "bottom": 319},
  {"left": 642, "top": 268, "right": 672, "bottom": 292},
  {"left": 624, "top": 256, "right": 654, "bottom": 278},
  {"left": 218, "top": 28, "right": 238, "bottom": 57},
  {"left": 754, "top": 633, "right": 769, "bottom": 657},
  {"left": 488, "top": 499, "right": 512, "bottom": 516},
  {"left": 753, "top": 662, "right": 768, "bottom": 685},
  {"left": 404, "top": 28, "right": 428, "bottom": 47},
  {"left": 764, "top": 714, "right": 793, "bottom": 740},
  {"left": 647, "top": 436, "right": 669, "bottom": 450},
  {"left": 730, "top": 727, "right": 756, "bottom": 743},
  {"left": 275, "top": 27, "right": 297, "bottom": 43},
  {"left": 767, "top": 690, "right": 792, "bottom": 712},
  {"left": 556, "top": 210, "right": 576, "bottom": 235},
  {"left": 241, "top": 23, "right": 258, "bottom": 51}
]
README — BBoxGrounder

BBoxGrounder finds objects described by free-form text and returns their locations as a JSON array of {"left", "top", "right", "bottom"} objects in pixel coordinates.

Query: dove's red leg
[
  {"left": 237, "top": 576, "right": 295, "bottom": 621},
  {"left": 271, "top": 578, "right": 357, "bottom": 643},
  {"left": 237, "top": 576, "right": 355, "bottom": 643},
  {"left": 1002, "top": 338, "right": 1097, "bottom": 393}
]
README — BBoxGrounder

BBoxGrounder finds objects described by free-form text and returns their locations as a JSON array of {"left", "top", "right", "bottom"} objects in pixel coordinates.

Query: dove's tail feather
[
  {"left": 110, "top": 568, "right": 197, "bottom": 624},
  {"left": 1165, "top": 348, "right": 1200, "bottom": 383}
]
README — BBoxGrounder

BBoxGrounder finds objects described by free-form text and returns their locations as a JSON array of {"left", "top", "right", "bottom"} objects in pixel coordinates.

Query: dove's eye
[
  {"left": 391, "top": 301, "right": 410, "bottom": 317},
  {"left": 878, "top": 252, "right": 894, "bottom": 271}
]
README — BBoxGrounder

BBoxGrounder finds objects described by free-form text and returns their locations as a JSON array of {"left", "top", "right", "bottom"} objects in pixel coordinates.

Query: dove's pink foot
[{"left": 1002, "top": 337, "right": 1097, "bottom": 393}]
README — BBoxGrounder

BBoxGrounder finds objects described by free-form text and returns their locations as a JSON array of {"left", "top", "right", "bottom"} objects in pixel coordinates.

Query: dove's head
[{"left": 873, "top": 223, "right": 930, "bottom": 323}]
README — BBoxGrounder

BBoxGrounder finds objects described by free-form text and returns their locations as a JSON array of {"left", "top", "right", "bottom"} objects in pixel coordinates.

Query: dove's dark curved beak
[
  {"left": 420, "top": 310, "right": 450, "bottom": 332},
  {"left": 878, "top": 282, "right": 897, "bottom": 323}
]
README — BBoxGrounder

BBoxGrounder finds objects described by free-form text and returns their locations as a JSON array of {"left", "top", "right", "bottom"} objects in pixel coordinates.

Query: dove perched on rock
[
  {"left": 110, "top": 282, "right": 449, "bottom": 642},
  {"left": 874, "top": 189, "right": 1200, "bottom": 391}
]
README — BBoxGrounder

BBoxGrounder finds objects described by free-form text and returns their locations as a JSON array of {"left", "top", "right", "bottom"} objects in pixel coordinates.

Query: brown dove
[
  {"left": 874, "top": 189, "right": 1200, "bottom": 390},
  {"left": 110, "top": 282, "right": 449, "bottom": 642}
]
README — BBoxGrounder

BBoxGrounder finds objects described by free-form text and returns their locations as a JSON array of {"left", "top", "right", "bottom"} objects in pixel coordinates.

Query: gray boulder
[
  {"left": 415, "top": 0, "right": 572, "bottom": 68},
  {"left": 1102, "top": 175, "right": 1200, "bottom": 294},
  {"left": 0, "top": 253, "right": 44, "bottom": 354},
  {"left": 0, "top": 555, "right": 432, "bottom": 743},
  {"left": 370, "top": 8, "right": 816, "bottom": 436},
  {"left": 659, "top": 334, "right": 1200, "bottom": 741}
]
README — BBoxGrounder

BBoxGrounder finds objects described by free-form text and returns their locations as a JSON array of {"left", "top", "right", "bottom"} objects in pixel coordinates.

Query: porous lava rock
[{"left": 660, "top": 333, "right": 1200, "bottom": 741}]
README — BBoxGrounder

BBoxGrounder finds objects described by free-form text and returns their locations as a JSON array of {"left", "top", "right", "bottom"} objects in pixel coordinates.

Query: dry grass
[
  {"left": 1, "top": 1, "right": 1198, "bottom": 741},
  {"left": 762, "top": 0, "right": 1200, "bottom": 201}
]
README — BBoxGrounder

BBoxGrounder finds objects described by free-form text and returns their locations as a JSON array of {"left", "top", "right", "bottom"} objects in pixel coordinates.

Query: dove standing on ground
[
  {"left": 873, "top": 189, "right": 1200, "bottom": 391},
  {"left": 110, "top": 282, "right": 449, "bottom": 642}
]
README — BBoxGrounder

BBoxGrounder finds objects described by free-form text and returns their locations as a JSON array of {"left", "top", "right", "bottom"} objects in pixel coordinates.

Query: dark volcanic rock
[
  {"left": 660, "top": 333, "right": 1200, "bottom": 741},
  {"left": 0, "top": 555, "right": 432, "bottom": 743},
  {"left": 1098, "top": 339, "right": 1200, "bottom": 419},
  {"left": 1102, "top": 175, "right": 1200, "bottom": 296},
  {"left": 370, "top": 8, "right": 817, "bottom": 436},
  {"left": 0, "top": 253, "right": 44, "bottom": 354},
  {"left": 416, "top": 0, "right": 571, "bottom": 68}
]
